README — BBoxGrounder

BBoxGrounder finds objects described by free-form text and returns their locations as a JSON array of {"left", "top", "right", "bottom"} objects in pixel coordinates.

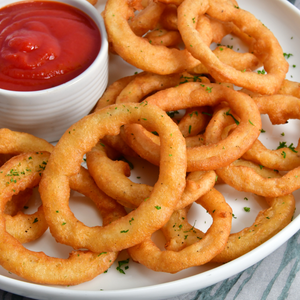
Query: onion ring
[
  {"left": 0, "top": 129, "right": 127, "bottom": 244},
  {"left": 127, "top": 188, "right": 232, "bottom": 273},
  {"left": 120, "top": 123, "right": 207, "bottom": 165},
  {"left": 240, "top": 93, "right": 300, "bottom": 170},
  {"left": 190, "top": 46, "right": 262, "bottom": 75},
  {"left": 213, "top": 164, "right": 295, "bottom": 262},
  {"left": 177, "top": 0, "right": 288, "bottom": 94},
  {"left": 0, "top": 152, "right": 120, "bottom": 285},
  {"left": 115, "top": 71, "right": 209, "bottom": 104},
  {"left": 216, "top": 159, "right": 300, "bottom": 197},
  {"left": 252, "top": 94, "right": 300, "bottom": 125},
  {"left": 87, "top": 141, "right": 216, "bottom": 209},
  {"left": 98, "top": 72, "right": 208, "bottom": 157},
  {"left": 160, "top": 173, "right": 295, "bottom": 263},
  {"left": 86, "top": 142, "right": 153, "bottom": 209},
  {"left": 278, "top": 79, "right": 300, "bottom": 98},
  {"left": 128, "top": 1, "right": 166, "bottom": 37},
  {"left": 0, "top": 128, "right": 54, "bottom": 154},
  {"left": 39, "top": 102, "right": 187, "bottom": 253},
  {"left": 144, "top": 26, "right": 182, "bottom": 47},
  {"left": 103, "top": 0, "right": 199, "bottom": 74},
  {"left": 210, "top": 92, "right": 300, "bottom": 171},
  {"left": 4, "top": 152, "right": 127, "bottom": 244},
  {"left": 121, "top": 83, "right": 261, "bottom": 171},
  {"left": 243, "top": 139, "right": 300, "bottom": 172}
]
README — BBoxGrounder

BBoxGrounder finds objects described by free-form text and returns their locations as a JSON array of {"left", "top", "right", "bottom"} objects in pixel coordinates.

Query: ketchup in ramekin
[{"left": 0, "top": 1, "right": 101, "bottom": 91}]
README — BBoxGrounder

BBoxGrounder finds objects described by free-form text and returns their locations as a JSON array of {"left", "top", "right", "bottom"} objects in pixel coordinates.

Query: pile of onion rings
[
  {"left": 0, "top": 0, "right": 298, "bottom": 286},
  {"left": 103, "top": 0, "right": 288, "bottom": 94}
]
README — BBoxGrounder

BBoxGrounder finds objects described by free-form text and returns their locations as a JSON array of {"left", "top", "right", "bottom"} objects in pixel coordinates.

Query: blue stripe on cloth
[{"left": 188, "top": 230, "right": 300, "bottom": 300}]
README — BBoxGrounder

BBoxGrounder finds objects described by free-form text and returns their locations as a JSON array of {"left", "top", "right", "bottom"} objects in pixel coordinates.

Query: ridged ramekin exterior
[{"left": 0, "top": 0, "right": 109, "bottom": 142}]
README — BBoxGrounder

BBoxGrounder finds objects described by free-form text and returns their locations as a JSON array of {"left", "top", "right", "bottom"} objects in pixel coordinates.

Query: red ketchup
[{"left": 0, "top": 1, "right": 101, "bottom": 91}]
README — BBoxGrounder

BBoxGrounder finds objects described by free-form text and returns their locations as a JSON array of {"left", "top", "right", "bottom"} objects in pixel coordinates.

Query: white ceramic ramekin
[{"left": 0, "top": 0, "right": 108, "bottom": 143}]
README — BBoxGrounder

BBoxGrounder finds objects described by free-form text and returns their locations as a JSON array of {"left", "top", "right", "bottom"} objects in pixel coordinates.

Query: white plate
[{"left": 1, "top": 0, "right": 300, "bottom": 299}]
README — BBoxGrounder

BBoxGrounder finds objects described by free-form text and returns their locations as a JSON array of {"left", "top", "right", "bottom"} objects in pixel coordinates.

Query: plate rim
[{"left": 0, "top": 0, "right": 300, "bottom": 299}]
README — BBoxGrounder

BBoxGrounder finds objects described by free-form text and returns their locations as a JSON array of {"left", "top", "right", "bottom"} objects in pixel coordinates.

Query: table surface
[{"left": 1, "top": 0, "right": 300, "bottom": 299}]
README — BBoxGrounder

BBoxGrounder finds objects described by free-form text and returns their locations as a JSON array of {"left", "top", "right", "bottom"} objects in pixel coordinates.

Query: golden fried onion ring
[
  {"left": 40, "top": 102, "right": 187, "bottom": 253},
  {"left": 161, "top": 165, "right": 295, "bottom": 263},
  {"left": 121, "top": 83, "right": 261, "bottom": 171},
  {"left": 128, "top": 1, "right": 166, "bottom": 37},
  {"left": 86, "top": 142, "right": 217, "bottom": 209},
  {"left": 212, "top": 193, "right": 295, "bottom": 263},
  {"left": 0, "top": 128, "right": 54, "bottom": 154},
  {"left": 128, "top": 188, "right": 232, "bottom": 273},
  {"left": 213, "top": 162, "right": 295, "bottom": 262},
  {"left": 103, "top": 0, "right": 199, "bottom": 74},
  {"left": 241, "top": 93, "right": 300, "bottom": 171},
  {"left": 0, "top": 129, "right": 127, "bottom": 245},
  {"left": 177, "top": 0, "right": 288, "bottom": 94},
  {"left": 0, "top": 152, "right": 120, "bottom": 285},
  {"left": 216, "top": 159, "right": 300, "bottom": 198},
  {"left": 115, "top": 72, "right": 210, "bottom": 104}
]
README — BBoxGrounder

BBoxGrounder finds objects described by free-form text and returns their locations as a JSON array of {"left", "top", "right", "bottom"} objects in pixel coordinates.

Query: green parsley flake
[
  {"left": 276, "top": 141, "right": 298, "bottom": 153},
  {"left": 179, "top": 74, "right": 203, "bottom": 84},
  {"left": 225, "top": 109, "right": 239, "bottom": 125},
  {"left": 166, "top": 110, "right": 179, "bottom": 118},
  {"left": 257, "top": 69, "right": 266, "bottom": 74},
  {"left": 283, "top": 53, "right": 293, "bottom": 59},
  {"left": 116, "top": 258, "right": 130, "bottom": 274}
]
